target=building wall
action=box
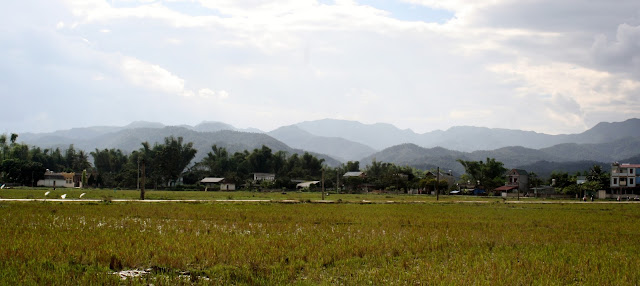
[254,173,275,181]
[507,170,529,192]
[611,165,639,188]
[37,179,71,188]
[220,183,236,191]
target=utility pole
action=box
[322,169,325,200]
[436,167,440,201]
[336,171,340,194]
[137,158,140,191]
[140,159,146,200]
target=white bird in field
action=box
[79,193,86,198]
[61,194,67,199]
[45,191,50,196]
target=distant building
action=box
[507,169,529,193]
[296,181,320,189]
[496,169,529,196]
[610,163,639,196]
[200,177,236,191]
[253,173,275,182]
[343,171,365,178]
[37,170,81,188]
[424,170,455,187]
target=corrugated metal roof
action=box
[619,164,640,168]
[296,181,320,188]
[343,171,364,177]
[200,177,224,183]
[495,185,519,191]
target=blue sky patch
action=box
[358,0,454,23]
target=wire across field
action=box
[0,196,639,285]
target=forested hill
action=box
[20,126,341,167]
[294,118,640,151]
[360,139,640,178]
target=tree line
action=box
[1,132,611,194]
[0,133,452,192]
[456,157,610,195]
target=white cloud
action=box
[120,56,186,95]
[218,90,229,99]
[591,23,640,75]
[488,59,638,109]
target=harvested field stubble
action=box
[0,202,639,285]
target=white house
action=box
[37,171,77,188]
[253,173,275,181]
[200,177,236,191]
[611,163,639,196]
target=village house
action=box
[253,173,275,182]
[496,169,529,197]
[200,177,236,191]
[37,170,82,188]
[610,163,640,198]
[424,170,455,187]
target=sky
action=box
[1,0,639,135]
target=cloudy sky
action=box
[2,0,639,135]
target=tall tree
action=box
[345,161,360,172]
[457,158,507,191]
[0,134,7,161]
[9,133,18,145]
[150,136,197,186]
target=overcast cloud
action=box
[1,0,639,134]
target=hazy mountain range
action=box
[16,118,640,177]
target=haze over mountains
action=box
[17,118,640,177]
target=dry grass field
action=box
[1,189,639,285]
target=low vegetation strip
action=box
[0,201,638,284]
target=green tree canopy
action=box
[457,157,507,191]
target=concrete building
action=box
[496,169,529,197]
[37,170,80,188]
[200,177,236,191]
[507,169,529,193]
[253,173,275,182]
[610,163,640,196]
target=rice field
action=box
[0,188,504,202]
[0,195,639,285]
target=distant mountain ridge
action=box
[20,126,340,167]
[15,118,640,176]
[20,120,263,143]
[267,125,376,162]
[361,137,640,178]
[294,118,640,152]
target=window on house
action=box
[631,178,635,185]
[613,178,618,185]
[631,169,635,175]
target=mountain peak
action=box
[125,121,165,129]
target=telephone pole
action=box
[322,169,325,200]
[436,167,440,201]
